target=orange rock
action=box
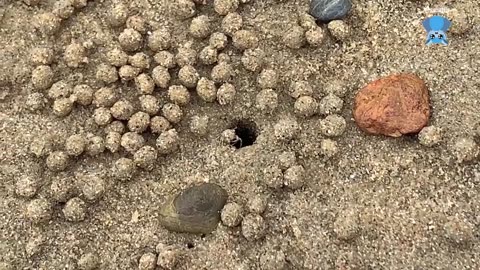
[353,73,430,137]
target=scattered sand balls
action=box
[30,137,53,158]
[198,46,218,65]
[241,214,266,241]
[148,28,171,52]
[128,112,150,133]
[15,176,39,198]
[81,175,105,201]
[93,107,112,126]
[214,0,239,15]
[64,42,87,68]
[328,20,349,41]
[108,3,128,27]
[211,62,234,83]
[444,216,475,245]
[294,96,318,117]
[85,135,105,156]
[151,66,171,88]
[168,85,191,106]
[139,95,160,115]
[32,65,54,91]
[173,0,196,19]
[299,13,317,30]
[257,69,278,89]
[283,165,305,190]
[318,94,344,115]
[256,89,278,113]
[321,138,338,158]
[162,103,183,124]
[63,197,87,222]
[30,47,54,66]
[196,77,217,102]
[139,253,157,270]
[96,64,118,84]
[154,51,176,69]
[288,81,313,99]
[217,83,236,105]
[106,48,129,67]
[247,195,267,214]
[49,176,74,203]
[65,134,87,156]
[156,129,180,154]
[121,132,145,153]
[113,157,136,181]
[209,32,228,50]
[46,151,69,171]
[190,115,209,136]
[278,151,296,170]
[319,114,346,137]
[135,73,155,94]
[232,30,259,50]
[26,198,52,223]
[190,15,211,39]
[150,116,171,134]
[34,13,62,35]
[134,146,158,170]
[119,28,143,52]
[94,87,118,107]
[129,52,151,70]
[221,12,243,36]
[283,25,306,49]
[324,79,347,98]
[452,137,478,163]
[221,202,243,227]
[72,84,94,106]
[274,118,300,141]
[156,244,179,269]
[263,166,283,189]
[118,65,140,81]
[178,65,199,88]
[105,121,126,134]
[175,45,197,67]
[259,249,287,270]
[418,126,442,147]
[306,27,325,47]
[26,93,47,111]
[241,48,265,72]
[78,253,100,270]
[48,80,72,99]
[105,131,121,153]
[110,100,134,120]
[126,15,147,34]
[333,208,360,241]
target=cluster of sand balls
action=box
[138,243,179,270]
[260,151,307,190]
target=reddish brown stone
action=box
[353,73,430,137]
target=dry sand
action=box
[0,0,479,269]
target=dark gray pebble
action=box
[310,0,352,22]
[159,183,228,234]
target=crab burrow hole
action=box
[230,119,258,149]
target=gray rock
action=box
[310,0,352,22]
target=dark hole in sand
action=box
[230,119,258,149]
[187,242,195,249]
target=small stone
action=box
[162,103,183,124]
[306,27,325,46]
[26,198,52,223]
[309,0,352,23]
[46,151,69,171]
[452,137,478,163]
[65,134,87,156]
[175,45,197,67]
[353,73,430,137]
[327,20,349,41]
[319,93,343,115]
[64,42,87,68]
[257,69,278,89]
[319,114,346,137]
[278,151,296,170]
[444,216,475,245]
[139,95,160,115]
[105,131,121,153]
[283,165,305,190]
[178,65,199,88]
[209,32,228,50]
[274,118,300,141]
[217,83,236,105]
[16,176,39,198]
[106,48,129,67]
[78,253,100,270]
[108,3,128,27]
[198,46,218,65]
[196,77,217,102]
[139,253,157,270]
[80,175,105,202]
[214,0,239,15]
[211,62,234,83]
[190,15,211,39]
[32,65,54,91]
[110,100,134,120]
[156,129,179,154]
[288,81,313,99]
[121,132,145,153]
[118,65,141,81]
[418,126,442,147]
[334,208,360,240]
[119,28,143,52]
[72,84,94,106]
[63,197,86,222]
[85,135,105,156]
[159,183,228,234]
[294,96,317,117]
[320,138,338,158]
[221,12,243,36]
[135,73,155,95]
[283,26,306,49]
[134,146,158,171]
[128,112,150,133]
[96,64,118,84]
[93,107,112,126]
[190,115,209,136]
[154,51,176,69]
[241,214,266,241]
[173,0,196,19]
[156,244,178,269]
[113,158,136,181]
[150,116,171,134]
[256,89,278,113]
[129,52,151,70]
[247,195,267,214]
[241,48,265,72]
[232,30,259,50]
[151,66,171,88]
[221,202,243,227]
[148,28,171,51]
